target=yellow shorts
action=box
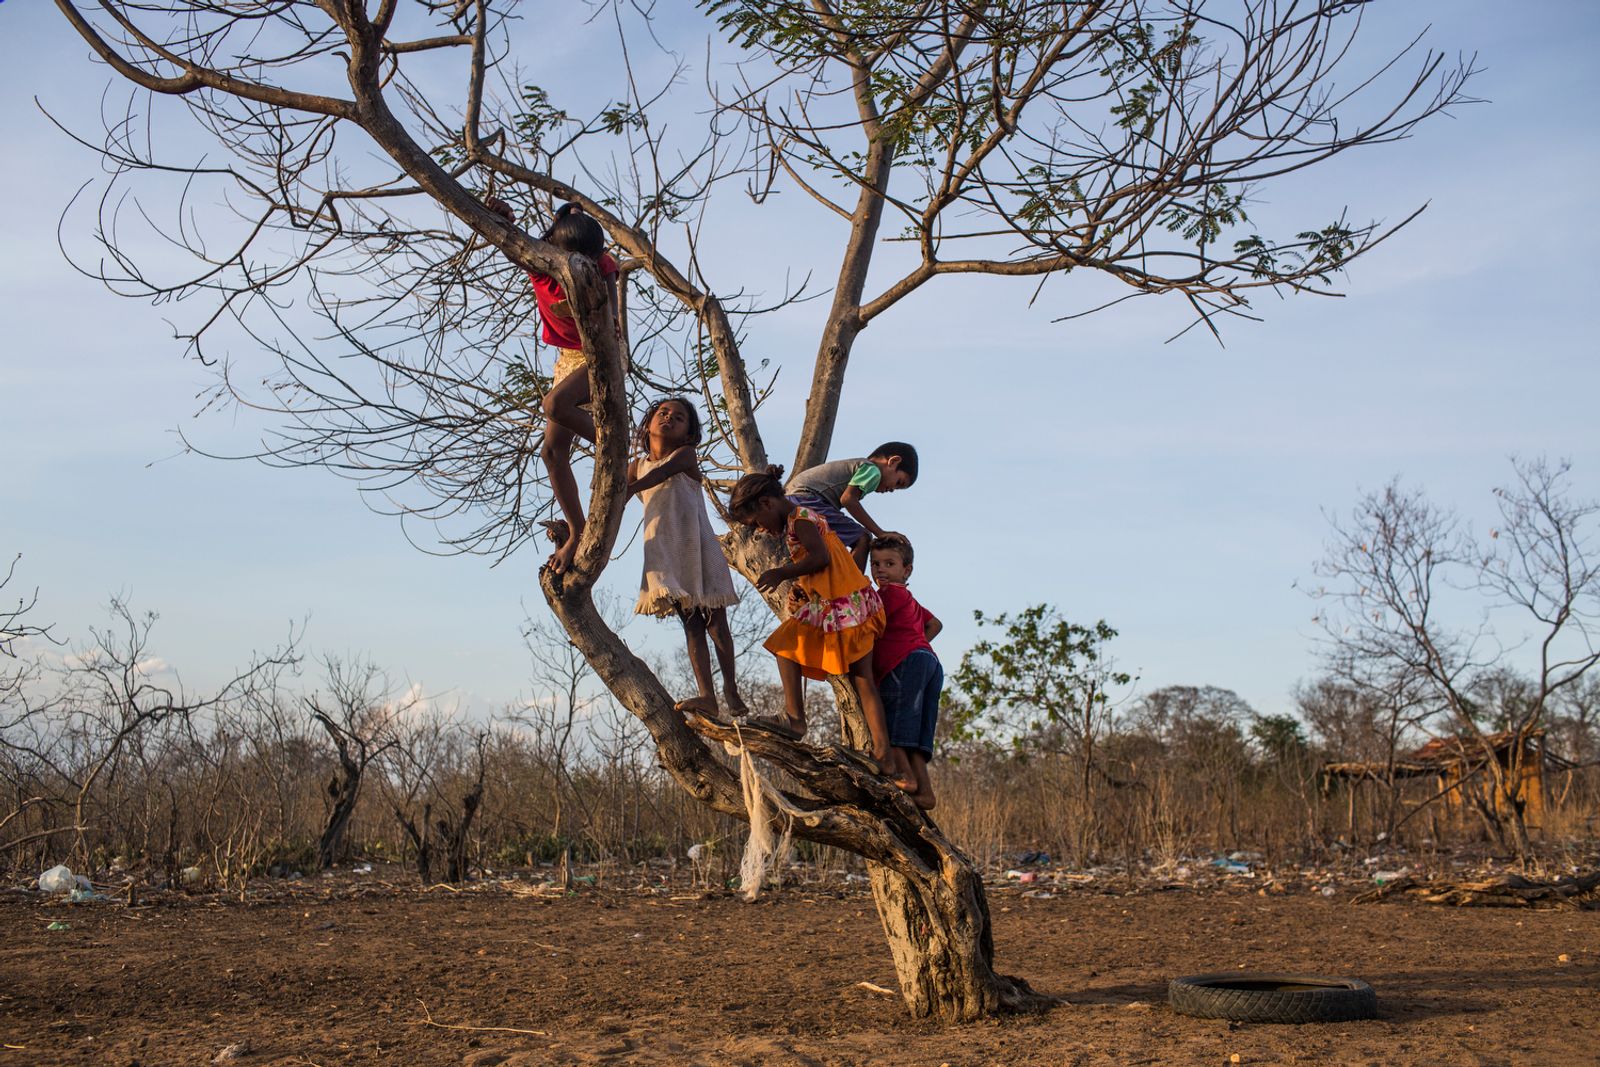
[552,346,630,385]
[553,347,585,385]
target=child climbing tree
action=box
[48,0,1474,1022]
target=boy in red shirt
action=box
[868,535,943,809]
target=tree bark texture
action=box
[318,765,360,871]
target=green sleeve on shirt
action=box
[847,462,882,495]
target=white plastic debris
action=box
[687,843,707,862]
[39,865,74,894]
[180,866,204,887]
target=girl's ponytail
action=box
[729,465,786,515]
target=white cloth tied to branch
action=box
[728,726,798,902]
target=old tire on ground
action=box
[1168,973,1377,1023]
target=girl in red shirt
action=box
[487,199,620,574]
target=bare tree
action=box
[1313,458,1600,859]
[1,596,297,871]
[382,711,486,883]
[1297,673,1430,839]
[50,0,1475,1020]
[1128,685,1255,846]
[1,556,55,701]
[509,596,633,852]
[0,556,59,853]
[307,657,406,869]
[1551,674,1600,769]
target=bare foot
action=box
[675,695,722,720]
[884,750,917,792]
[548,532,579,575]
[910,789,937,811]
[722,687,749,717]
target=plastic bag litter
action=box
[39,865,75,894]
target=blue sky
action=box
[3,2,1598,720]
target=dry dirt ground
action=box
[2,880,1596,1066]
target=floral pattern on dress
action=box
[792,586,883,634]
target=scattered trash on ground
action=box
[38,865,75,894]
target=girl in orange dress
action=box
[729,467,912,787]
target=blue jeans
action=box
[879,649,942,759]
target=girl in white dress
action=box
[628,397,747,716]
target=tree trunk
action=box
[868,849,1044,1018]
[397,803,434,884]
[441,776,484,884]
[318,765,360,870]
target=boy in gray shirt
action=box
[785,442,918,569]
